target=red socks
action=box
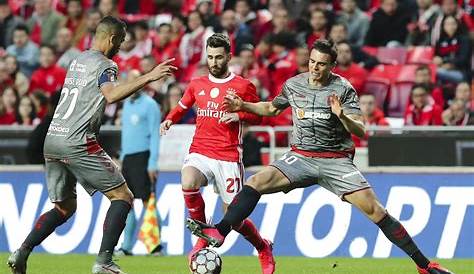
[234,218,265,251]
[182,188,206,223]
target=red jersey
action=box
[166,73,262,162]
[404,103,443,125]
[112,52,141,74]
[29,65,66,95]
[333,63,368,94]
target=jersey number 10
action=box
[53,87,80,119]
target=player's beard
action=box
[208,63,228,78]
[106,46,120,59]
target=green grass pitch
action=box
[1,253,473,274]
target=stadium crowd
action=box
[0,0,473,147]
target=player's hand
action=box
[223,93,243,112]
[160,119,173,135]
[148,170,158,184]
[328,94,343,118]
[219,113,240,124]
[148,58,177,81]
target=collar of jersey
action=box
[208,72,235,84]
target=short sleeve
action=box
[271,83,290,110]
[98,67,118,87]
[342,87,362,115]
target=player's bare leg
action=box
[181,166,209,264]
[7,198,76,274]
[345,188,454,274]
[187,166,290,248]
[92,183,133,274]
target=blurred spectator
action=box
[337,0,370,46]
[0,0,23,49]
[0,86,19,124]
[365,0,411,46]
[231,44,262,79]
[77,8,102,51]
[413,64,444,107]
[64,0,86,45]
[15,95,39,125]
[152,23,178,62]
[293,45,309,75]
[56,27,81,69]
[26,0,65,45]
[179,11,213,80]
[234,0,261,33]
[0,58,12,90]
[170,15,186,44]
[242,124,263,167]
[4,55,29,96]
[6,24,39,77]
[257,7,292,42]
[404,84,443,125]
[181,0,222,16]
[197,0,220,29]
[333,41,368,93]
[431,0,474,45]
[353,93,389,147]
[161,83,196,124]
[131,21,152,57]
[434,15,471,83]
[298,9,329,49]
[454,81,473,110]
[98,0,119,17]
[328,23,379,69]
[267,32,297,99]
[139,55,176,97]
[117,0,157,15]
[26,90,60,164]
[29,44,66,95]
[442,98,473,125]
[113,30,141,75]
[31,90,49,120]
[405,0,440,46]
[215,9,253,54]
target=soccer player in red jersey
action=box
[160,33,275,274]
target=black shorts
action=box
[122,151,152,200]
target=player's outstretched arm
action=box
[101,58,177,103]
[223,94,282,117]
[328,94,366,138]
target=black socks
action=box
[97,200,131,264]
[216,185,261,236]
[22,208,68,251]
[377,213,430,269]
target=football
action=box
[189,248,222,274]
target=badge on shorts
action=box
[296,108,305,119]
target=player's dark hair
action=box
[14,24,30,35]
[312,39,337,63]
[96,16,126,37]
[206,33,231,53]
